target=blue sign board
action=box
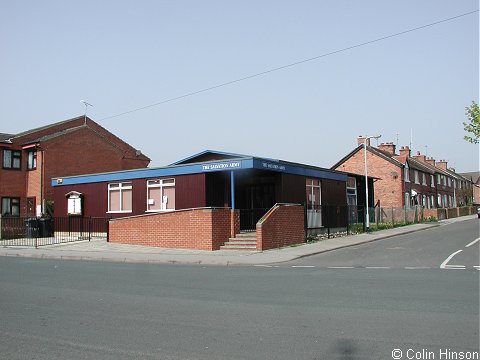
[202,161,241,171]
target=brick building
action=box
[332,136,473,209]
[51,150,371,249]
[0,116,150,217]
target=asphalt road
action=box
[284,218,480,269]
[0,220,478,360]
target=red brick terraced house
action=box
[332,136,472,209]
[0,116,150,217]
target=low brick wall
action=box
[109,207,233,250]
[256,204,305,251]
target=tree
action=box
[463,101,480,144]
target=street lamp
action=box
[364,134,381,232]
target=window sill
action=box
[107,211,132,214]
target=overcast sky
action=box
[1,1,478,172]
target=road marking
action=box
[254,265,273,267]
[442,265,466,270]
[474,266,480,270]
[440,250,463,269]
[465,238,480,248]
[365,267,391,269]
[291,265,315,268]
[404,267,431,269]
[327,266,355,269]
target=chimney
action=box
[425,157,436,167]
[378,142,396,155]
[437,159,448,170]
[357,135,370,147]
[399,146,411,157]
[412,151,426,163]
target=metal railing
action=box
[239,208,270,232]
[0,216,110,248]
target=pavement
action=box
[0,215,477,266]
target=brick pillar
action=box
[230,209,240,237]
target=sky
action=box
[1,1,478,172]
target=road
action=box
[0,219,478,360]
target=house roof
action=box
[21,125,85,145]
[170,150,253,165]
[0,133,14,143]
[331,144,404,170]
[459,171,480,184]
[11,116,85,140]
[52,150,348,187]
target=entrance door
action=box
[26,197,36,217]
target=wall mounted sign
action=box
[202,161,241,171]
[66,191,83,216]
[261,162,286,171]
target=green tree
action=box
[463,101,480,144]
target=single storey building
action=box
[52,150,372,250]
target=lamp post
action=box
[364,134,381,232]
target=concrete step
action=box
[221,232,257,250]
[220,244,257,250]
[236,232,256,238]
[227,237,256,242]
[224,240,257,246]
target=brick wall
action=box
[335,148,404,207]
[256,204,305,251]
[108,207,232,250]
[43,127,149,200]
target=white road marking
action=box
[473,266,480,270]
[465,238,480,248]
[404,267,431,269]
[365,267,391,269]
[327,266,355,269]
[442,265,466,270]
[440,250,463,269]
[254,265,272,267]
[291,265,315,268]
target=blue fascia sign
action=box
[201,161,242,171]
[261,161,286,171]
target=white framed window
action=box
[422,173,426,185]
[437,174,441,184]
[414,170,420,184]
[346,176,357,206]
[404,165,410,182]
[108,182,132,213]
[147,178,175,212]
[431,195,435,208]
[430,175,435,188]
[437,194,442,207]
[405,192,411,209]
[447,177,452,187]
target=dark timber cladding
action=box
[51,150,354,220]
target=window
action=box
[431,195,435,208]
[346,177,357,206]
[405,192,411,209]
[1,197,20,216]
[306,178,322,228]
[27,150,37,170]
[414,170,420,184]
[430,175,435,188]
[306,178,321,208]
[404,166,410,182]
[437,174,441,184]
[447,177,452,187]
[108,182,132,213]
[437,194,442,208]
[422,173,426,185]
[147,178,175,211]
[3,150,21,169]
[442,176,446,186]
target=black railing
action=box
[239,208,270,232]
[0,217,110,247]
